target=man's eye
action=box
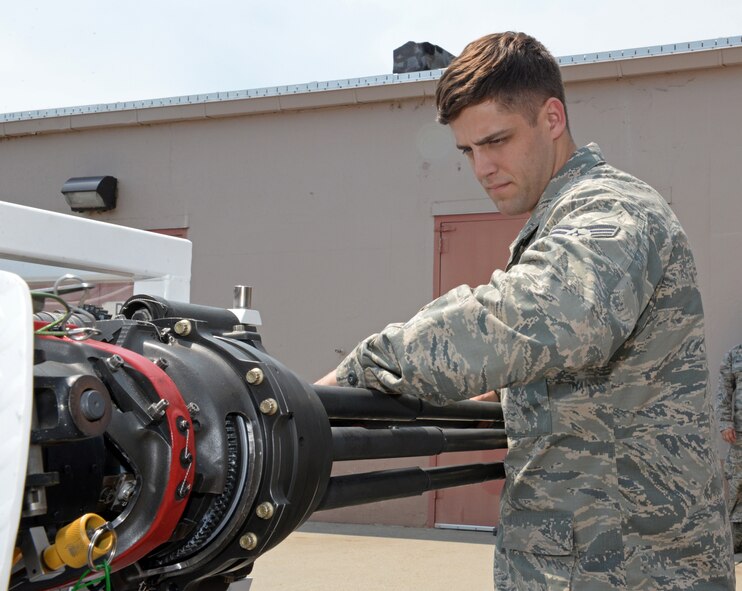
[460,147,472,156]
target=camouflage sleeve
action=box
[716,349,735,431]
[336,188,661,405]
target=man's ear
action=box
[543,97,568,139]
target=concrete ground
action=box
[241,522,494,591]
[232,522,742,590]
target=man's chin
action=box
[487,191,537,217]
[490,199,528,217]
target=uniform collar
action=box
[507,143,605,266]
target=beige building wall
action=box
[1,44,741,527]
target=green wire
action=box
[31,291,73,336]
[70,560,111,591]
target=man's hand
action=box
[470,391,499,428]
[722,428,737,444]
[315,370,339,387]
[471,390,499,402]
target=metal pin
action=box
[147,399,169,420]
[233,285,253,309]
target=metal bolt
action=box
[120,482,135,501]
[173,319,192,336]
[239,532,258,551]
[147,399,170,420]
[258,398,278,416]
[176,482,191,499]
[245,368,264,385]
[186,402,201,416]
[153,357,169,370]
[255,502,275,519]
[180,448,193,466]
[176,416,190,432]
[106,354,125,371]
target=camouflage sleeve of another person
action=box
[717,349,735,431]
[335,188,662,405]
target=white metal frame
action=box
[0,201,192,301]
[0,271,34,589]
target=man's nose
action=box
[472,150,497,181]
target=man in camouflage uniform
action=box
[717,343,742,553]
[318,32,733,589]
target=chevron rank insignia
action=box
[550,224,620,239]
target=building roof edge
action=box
[2,35,740,125]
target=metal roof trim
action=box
[2,36,741,123]
[556,35,742,64]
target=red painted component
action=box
[34,332,197,571]
[83,339,196,569]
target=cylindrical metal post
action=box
[233,285,253,309]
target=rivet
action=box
[256,502,275,519]
[173,320,192,336]
[258,398,278,415]
[239,532,258,551]
[245,368,264,385]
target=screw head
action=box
[173,319,192,336]
[153,357,169,369]
[239,532,258,551]
[106,354,125,371]
[258,398,278,415]
[256,502,275,519]
[245,368,264,385]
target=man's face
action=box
[450,99,558,216]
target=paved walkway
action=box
[235,522,742,590]
[242,522,493,591]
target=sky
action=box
[2,0,741,115]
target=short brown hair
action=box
[435,32,567,126]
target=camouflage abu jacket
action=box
[336,144,733,590]
[717,343,742,433]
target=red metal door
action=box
[430,212,527,528]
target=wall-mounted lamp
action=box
[61,176,118,212]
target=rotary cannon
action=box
[11,292,506,591]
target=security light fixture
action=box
[61,176,118,212]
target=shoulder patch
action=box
[550,224,620,239]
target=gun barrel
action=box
[316,462,507,511]
[314,385,503,423]
[331,426,507,461]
